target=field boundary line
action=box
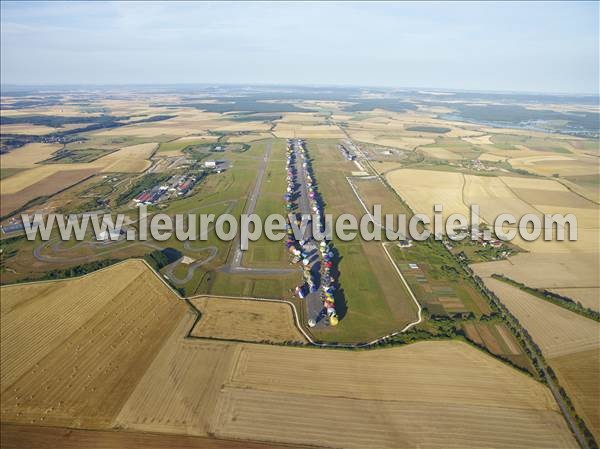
[185,293,315,345]
[5,255,423,349]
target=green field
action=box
[156,138,208,155]
[405,126,451,134]
[389,240,491,318]
[306,139,419,343]
[245,138,289,268]
[43,148,116,163]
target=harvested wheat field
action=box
[0,124,60,135]
[0,168,97,216]
[385,168,470,220]
[226,132,274,143]
[347,129,435,150]
[420,146,463,160]
[471,275,600,358]
[462,134,494,145]
[0,163,98,194]
[551,349,600,441]
[0,423,318,449]
[548,287,600,311]
[116,313,238,436]
[0,143,61,168]
[189,297,306,344]
[92,110,225,138]
[478,152,508,162]
[463,175,538,225]
[0,260,187,428]
[472,275,600,439]
[99,142,157,172]
[509,153,599,178]
[213,121,272,133]
[473,251,599,310]
[118,335,577,448]
[209,341,576,449]
[387,168,599,307]
[273,123,345,139]
[1,267,579,448]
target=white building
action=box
[204,160,217,168]
[97,229,123,241]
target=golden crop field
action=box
[509,153,599,178]
[189,297,307,344]
[1,260,577,448]
[226,132,273,143]
[551,349,600,442]
[272,122,345,139]
[210,342,576,449]
[387,168,599,308]
[420,146,463,160]
[347,129,436,150]
[471,276,600,358]
[0,260,188,428]
[0,423,314,449]
[462,134,494,145]
[463,175,538,225]
[385,168,470,220]
[156,136,217,156]
[472,276,600,439]
[0,143,62,168]
[0,163,99,194]
[115,314,238,436]
[1,168,97,216]
[213,121,272,133]
[92,110,226,138]
[99,142,158,172]
[277,112,328,123]
[0,138,160,213]
[0,124,61,135]
[548,287,600,310]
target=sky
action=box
[1,1,598,94]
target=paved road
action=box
[292,141,325,326]
[32,200,239,281]
[222,140,296,275]
[163,247,218,285]
[231,141,271,268]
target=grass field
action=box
[156,137,216,157]
[390,241,492,318]
[245,138,289,268]
[307,139,419,343]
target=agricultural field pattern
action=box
[1,84,599,449]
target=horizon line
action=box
[1,82,598,98]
